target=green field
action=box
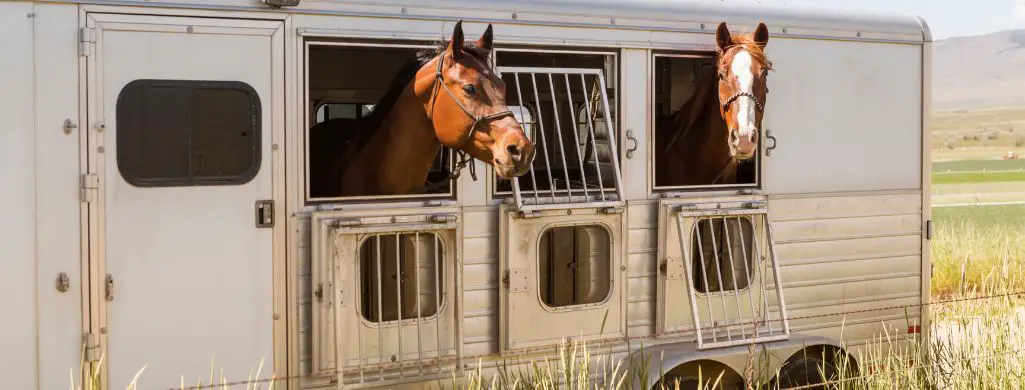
[932,158,1025,172]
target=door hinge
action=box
[517,210,543,219]
[84,332,101,362]
[79,27,95,57]
[80,173,99,203]
[255,200,274,228]
[925,220,933,240]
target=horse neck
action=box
[346,81,442,195]
[666,77,736,184]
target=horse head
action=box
[419,21,535,179]
[714,21,771,161]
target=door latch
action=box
[105,274,114,302]
[255,200,274,228]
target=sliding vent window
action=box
[115,79,261,187]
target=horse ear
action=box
[476,24,494,52]
[448,20,465,58]
[715,22,732,52]
[753,22,769,47]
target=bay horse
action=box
[309,21,535,198]
[654,22,771,187]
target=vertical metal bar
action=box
[529,73,558,201]
[562,74,590,199]
[720,216,747,339]
[765,214,791,336]
[594,70,626,202]
[414,232,424,376]
[754,218,775,336]
[434,233,442,373]
[735,216,760,337]
[704,219,732,341]
[676,213,704,347]
[577,74,606,200]
[394,234,403,378]
[546,73,574,202]
[512,73,541,205]
[356,242,365,382]
[693,220,718,342]
[375,236,384,379]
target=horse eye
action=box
[463,84,477,94]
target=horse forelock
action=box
[717,34,772,73]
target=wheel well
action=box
[653,359,745,390]
[772,344,860,388]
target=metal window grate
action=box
[498,67,624,211]
[673,207,790,350]
[344,231,454,384]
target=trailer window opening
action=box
[492,48,619,200]
[651,53,758,190]
[359,232,444,323]
[691,217,755,293]
[115,79,261,187]
[538,225,612,308]
[305,43,453,201]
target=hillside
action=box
[934,29,1025,110]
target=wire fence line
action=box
[158,290,1025,390]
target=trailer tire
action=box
[652,374,700,390]
[774,355,840,390]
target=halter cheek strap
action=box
[411,52,516,194]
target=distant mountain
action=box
[934,29,1025,110]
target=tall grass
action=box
[74,205,1025,389]
[931,205,1025,297]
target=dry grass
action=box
[71,204,1025,390]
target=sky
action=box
[744,0,1021,40]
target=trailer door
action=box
[83,13,283,388]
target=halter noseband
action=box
[720,90,765,112]
[411,50,516,194]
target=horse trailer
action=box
[0,0,932,389]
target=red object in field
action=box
[1003,151,1019,160]
[907,325,921,334]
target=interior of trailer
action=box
[652,54,758,189]
[305,44,454,200]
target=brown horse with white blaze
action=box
[655,22,771,187]
[309,21,535,197]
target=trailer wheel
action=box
[652,374,700,390]
[774,355,840,390]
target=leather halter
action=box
[410,50,516,194]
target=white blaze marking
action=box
[730,50,757,143]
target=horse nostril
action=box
[507,144,521,158]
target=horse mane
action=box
[344,39,491,151]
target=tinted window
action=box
[116,79,261,187]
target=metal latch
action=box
[429,214,457,223]
[925,220,933,240]
[56,272,70,293]
[255,200,274,228]
[105,274,114,301]
[601,206,625,215]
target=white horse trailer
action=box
[0,0,931,389]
